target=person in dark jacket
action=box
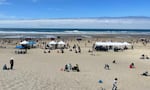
[10,58,14,70]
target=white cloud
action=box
[0,13,16,19]
[0,0,9,5]
[0,18,150,29]
[48,8,62,11]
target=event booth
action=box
[94,42,131,52]
[48,41,66,49]
[20,40,37,49]
[57,41,66,49]
[15,45,27,54]
[48,41,57,49]
[15,40,37,54]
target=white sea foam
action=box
[0,30,149,38]
[0,31,149,35]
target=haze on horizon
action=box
[0,0,150,29]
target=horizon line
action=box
[1,16,150,20]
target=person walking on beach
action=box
[10,58,14,70]
[112,78,118,90]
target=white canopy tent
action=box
[57,41,66,49]
[48,41,57,49]
[20,40,29,45]
[122,42,131,46]
[95,42,131,47]
[57,41,65,45]
[48,41,66,49]
[94,41,131,51]
[48,41,57,45]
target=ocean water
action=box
[0,28,150,38]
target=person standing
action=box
[10,58,14,70]
[112,78,118,90]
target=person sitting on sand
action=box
[65,63,73,72]
[64,64,68,72]
[69,63,72,71]
[142,54,144,57]
[76,64,80,72]
[67,64,71,72]
[129,63,135,69]
[72,64,80,72]
[3,64,8,70]
[43,50,47,53]
[140,54,145,59]
[141,71,149,76]
[112,60,116,64]
[104,64,110,70]
[75,49,78,53]
[48,50,51,53]
[145,55,149,59]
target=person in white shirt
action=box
[112,78,118,90]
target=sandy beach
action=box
[0,34,150,90]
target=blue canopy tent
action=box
[15,45,27,54]
[28,41,36,45]
[28,41,36,48]
[15,45,25,49]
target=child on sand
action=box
[129,63,135,69]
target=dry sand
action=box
[0,36,150,90]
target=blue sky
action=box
[0,0,150,29]
[0,0,150,19]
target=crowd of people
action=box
[64,63,80,72]
[1,38,150,90]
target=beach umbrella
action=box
[20,40,29,45]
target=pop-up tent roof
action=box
[16,45,25,49]
[49,41,57,45]
[95,42,131,46]
[28,41,36,45]
[57,41,65,45]
[20,40,29,45]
